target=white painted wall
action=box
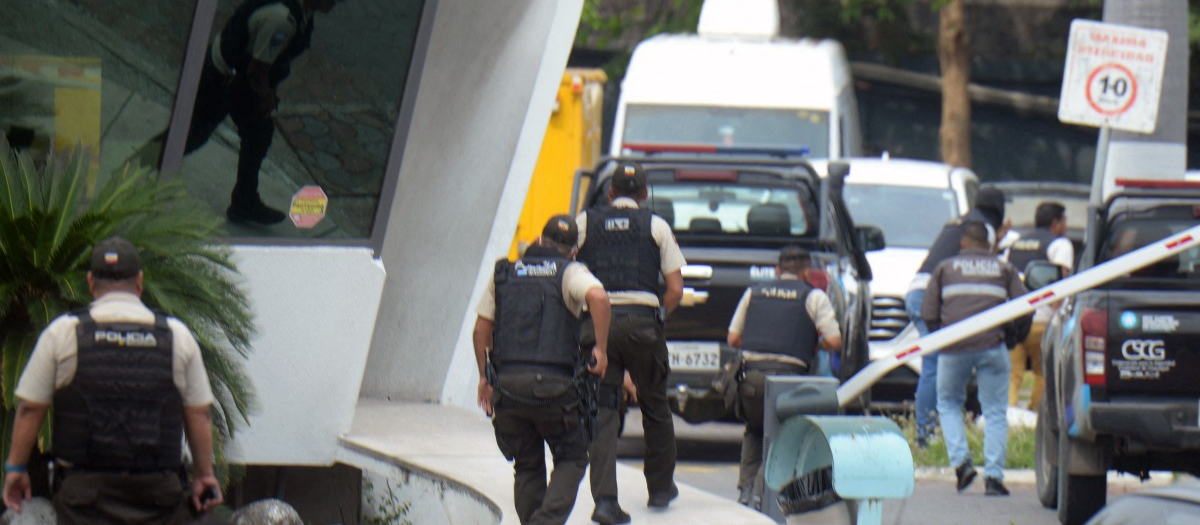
[359,0,584,408]
[225,246,386,465]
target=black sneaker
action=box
[737,486,752,506]
[227,200,286,225]
[647,483,679,508]
[955,462,977,492]
[985,477,1009,496]
[591,498,631,524]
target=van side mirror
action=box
[1023,261,1063,291]
[827,160,850,179]
[856,225,885,252]
[570,168,597,214]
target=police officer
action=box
[576,160,685,523]
[905,186,1007,447]
[1004,201,1071,411]
[922,221,1028,497]
[182,0,340,224]
[725,246,842,509]
[3,237,222,524]
[474,215,611,525]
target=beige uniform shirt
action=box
[211,1,307,76]
[477,261,603,321]
[16,292,215,407]
[575,196,687,307]
[727,274,841,340]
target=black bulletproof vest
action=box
[492,248,581,372]
[577,206,661,295]
[918,208,995,274]
[218,0,313,87]
[1007,228,1059,275]
[54,311,182,471]
[741,280,819,363]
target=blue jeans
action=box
[937,344,1010,480]
[905,288,938,440]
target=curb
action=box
[914,467,1176,487]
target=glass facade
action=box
[2,0,425,243]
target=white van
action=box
[611,0,862,159]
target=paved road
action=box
[618,409,1171,525]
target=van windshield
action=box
[622,104,829,157]
[843,184,959,248]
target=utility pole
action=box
[1096,0,1188,197]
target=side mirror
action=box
[827,160,850,179]
[570,168,597,214]
[1024,261,1063,291]
[856,225,885,252]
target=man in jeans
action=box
[922,221,1028,496]
[905,186,1007,447]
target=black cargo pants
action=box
[491,371,589,525]
[735,362,807,502]
[54,470,190,525]
[583,307,677,504]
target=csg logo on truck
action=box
[1120,339,1166,361]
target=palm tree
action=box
[0,136,257,489]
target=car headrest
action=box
[647,197,675,228]
[748,203,790,235]
[689,217,722,233]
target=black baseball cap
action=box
[610,160,646,193]
[541,214,578,247]
[779,245,810,265]
[89,236,141,280]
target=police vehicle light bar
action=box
[1114,178,1200,190]
[622,143,810,158]
[837,224,1200,407]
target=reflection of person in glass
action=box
[183,0,340,224]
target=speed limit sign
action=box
[1058,20,1168,133]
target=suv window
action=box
[1099,212,1200,280]
[645,180,816,237]
[843,185,958,248]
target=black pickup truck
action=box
[1034,184,1200,525]
[575,155,884,423]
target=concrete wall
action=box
[225,247,386,465]
[359,0,584,407]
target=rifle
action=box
[574,355,600,443]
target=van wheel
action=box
[1034,401,1058,508]
[1057,435,1106,525]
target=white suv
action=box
[813,156,978,404]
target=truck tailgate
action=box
[1106,291,1200,394]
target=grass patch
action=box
[889,411,1036,469]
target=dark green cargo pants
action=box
[492,371,589,525]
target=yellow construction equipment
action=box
[508,68,606,260]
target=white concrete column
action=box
[360,0,584,407]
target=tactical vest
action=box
[741,280,819,363]
[492,248,581,373]
[577,207,661,295]
[54,311,182,471]
[918,208,995,274]
[219,0,313,87]
[1006,228,1059,276]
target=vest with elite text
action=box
[219,0,313,87]
[492,248,581,372]
[54,311,182,471]
[577,206,661,295]
[1007,228,1059,276]
[741,280,818,363]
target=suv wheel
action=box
[1056,434,1106,525]
[1034,401,1058,508]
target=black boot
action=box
[591,498,630,524]
[985,477,1009,496]
[955,461,978,493]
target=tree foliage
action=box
[0,137,256,485]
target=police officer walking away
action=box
[474,215,611,525]
[905,186,1007,448]
[577,160,685,523]
[3,237,223,524]
[922,221,1029,497]
[725,246,842,509]
[182,0,340,224]
[1004,201,1072,411]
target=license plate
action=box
[667,341,721,372]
